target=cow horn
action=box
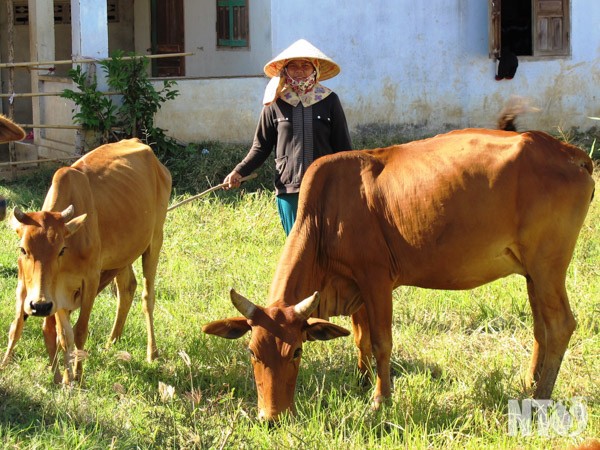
[61,205,74,221]
[293,291,321,320]
[230,289,257,320]
[13,206,27,224]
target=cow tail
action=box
[497,96,540,132]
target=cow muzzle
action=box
[257,404,296,423]
[28,301,54,317]
[258,408,285,423]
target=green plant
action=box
[101,51,180,159]
[61,51,180,157]
[60,65,118,143]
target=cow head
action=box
[11,205,87,317]
[0,115,26,221]
[202,289,350,421]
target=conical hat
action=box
[0,114,25,143]
[263,39,340,81]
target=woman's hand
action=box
[223,170,242,189]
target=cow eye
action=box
[59,247,66,257]
[293,348,302,360]
[247,348,256,360]
[18,247,26,256]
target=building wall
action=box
[134,0,271,78]
[153,76,266,144]
[0,0,135,123]
[265,0,600,136]
[3,1,600,150]
[155,0,600,143]
[184,0,271,77]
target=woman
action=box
[224,39,352,235]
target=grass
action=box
[0,135,598,449]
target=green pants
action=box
[276,193,299,236]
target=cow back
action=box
[273,128,594,308]
[43,139,172,270]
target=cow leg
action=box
[1,308,26,368]
[351,304,373,385]
[141,236,163,361]
[526,272,576,399]
[72,279,98,381]
[1,271,27,368]
[1,315,24,368]
[42,315,61,383]
[55,309,75,384]
[107,266,137,346]
[361,282,394,409]
[525,277,546,390]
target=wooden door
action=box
[152,0,185,77]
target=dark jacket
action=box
[234,93,352,195]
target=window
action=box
[489,0,570,59]
[13,1,120,25]
[217,0,249,48]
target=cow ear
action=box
[65,214,87,237]
[304,318,351,342]
[10,213,22,233]
[202,317,251,339]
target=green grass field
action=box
[0,147,597,449]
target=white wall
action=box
[183,0,271,77]
[154,76,267,143]
[269,0,600,136]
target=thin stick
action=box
[0,52,194,69]
[0,91,119,98]
[0,156,79,167]
[167,173,258,212]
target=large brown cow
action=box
[0,114,27,220]
[203,128,595,420]
[1,138,172,383]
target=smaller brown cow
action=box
[204,126,595,421]
[0,115,27,220]
[1,139,171,383]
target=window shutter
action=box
[217,0,248,48]
[535,0,570,56]
[489,0,502,59]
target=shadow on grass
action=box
[0,264,18,278]
[0,384,129,447]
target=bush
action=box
[164,141,275,196]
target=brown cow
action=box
[0,114,27,220]
[1,138,171,383]
[203,128,595,420]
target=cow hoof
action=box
[371,395,387,410]
[61,369,74,385]
[147,349,159,362]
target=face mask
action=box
[284,68,317,95]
